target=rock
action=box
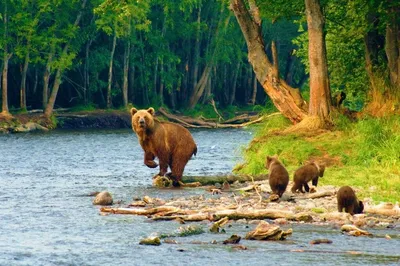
[93,191,113,205]
[245,221,292,241]
[341,224,372,236]
[223,234,241,244]
[310,239,332,245]
[13,122,49,133]
[153,175,172,188]
[139,236,161,246]
[274,218,288,225]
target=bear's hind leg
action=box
[304,183,310,193]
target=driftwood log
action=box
[181,174,268,186]
[158,107,280,128]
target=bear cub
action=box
[131,107,197,187]
[291,162,325,193]
[337,186,364,215]
[265,155,289,198]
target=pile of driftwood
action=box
[98,178,400,227]
[157,107,280,128]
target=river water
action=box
[0,129,399,266]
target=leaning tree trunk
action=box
[44,0,87,118]
[107,33,117,109]
[305,0,332,125]
[230,0,307,123]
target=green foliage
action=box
[236,116,400,203]
[70,104,97,112]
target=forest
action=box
[0,0,398,124]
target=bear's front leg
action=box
[144,151,158,168]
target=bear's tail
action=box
[193,145,197,156]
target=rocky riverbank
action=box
[0,110,131,133]
[99,179,400,232]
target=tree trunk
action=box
[33,68,38,95]
[129,52,135,103]
[192,5,202,92]
[385,14,399,88]
[284,49,296,86]
[43,44,54,110]
[188,3,228,109]
[159,58,164,105]
[1,1,11,116]
[20,49,30,110]
[44,0,87,117]
[305,0,332,123]
[230,0,307,123]
[123,39,130,107]
[107,33,117,109]
[229,61,241,105]
[249,72,257,105]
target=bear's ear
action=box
[131,108,138,116]
[147,107,155,116]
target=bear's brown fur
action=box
[131,107,197,187]
[291,162,325,193]
[265,156,289,198]
[337,186,364,215]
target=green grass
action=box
[236,114,400,203]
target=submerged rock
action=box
[310,239,333,245]
[223,234,241,244]
[93,191,113,206]
[139,236,161,246]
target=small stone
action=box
[93,191,113,206]
[139,236,161,246]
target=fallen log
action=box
[152,212,212,222]
[100,206,180,215]
[365,202,400,217]
[212,209,312,221]
[182,174,268,185]
[306,190,335,199]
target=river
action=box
[0,129,399,265]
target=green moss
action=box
[236,115,400,203]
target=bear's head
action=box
[265,155,278,169]
[355,200,364,214]
[131,107,155,133]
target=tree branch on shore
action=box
[158,107,280,128]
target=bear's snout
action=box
[139,117,146,127]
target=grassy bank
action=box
[235,113,400,203]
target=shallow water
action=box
[0,129,399,266]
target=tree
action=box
[94,0,150,109]
[230,0,307,124]
[44,0,88,118]
[305,0,332,126]
[1,0,12,116]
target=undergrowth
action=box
[235,114,400,203]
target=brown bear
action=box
[131,107,197,187]
[291,162,325,193]
[265,155,289,198]
[337,186,364,215]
